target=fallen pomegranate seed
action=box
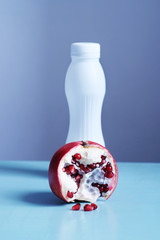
[67,191,73,198]
[84,204,94,211]
[91,203,97,210]
[72,203,81,211]
[73,153,81,160]
[106,165,112,172]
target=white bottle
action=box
[65,42,106,146]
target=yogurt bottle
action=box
[65,42,106,146]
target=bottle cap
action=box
[71,42,100,58]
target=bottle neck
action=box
[71,56,100,62]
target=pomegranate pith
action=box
[48,141,118,203]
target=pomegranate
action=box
[48,141,118,203]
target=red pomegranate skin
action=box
[48,141,118,202]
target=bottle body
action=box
[65,43,106,146]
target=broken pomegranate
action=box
[48,141,118,202]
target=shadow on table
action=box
[0,164,47,178]
[20,191,65,206]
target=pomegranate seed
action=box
[71,158,76,164]
[62,167,65,172]
[107,162,111,166]
[90,163,96,169]
[67,191,73,198]
[103,186,109,193]
[84,204,94,211]
[101,155,106,160]
[65,166,70,175]
[69,165,77,175]
[101,159,106,164]
[75,174,83,182]
[105,172,114,179]
[99,159,106,166]
[91,203,97,210]
[80,164,84,170]
[99,186,104,193]
[87,166,92,172]
[92,183,96,187]
[92,183,99,188]
[73,153,81,160]
[72,203,81,211]
[106,165,112,172]
[102,166,107,172]
[84,167,89,173]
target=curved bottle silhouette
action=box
[65,42,106,146]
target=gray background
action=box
[0,0,159,162]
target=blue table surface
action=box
[0,161,160,240]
